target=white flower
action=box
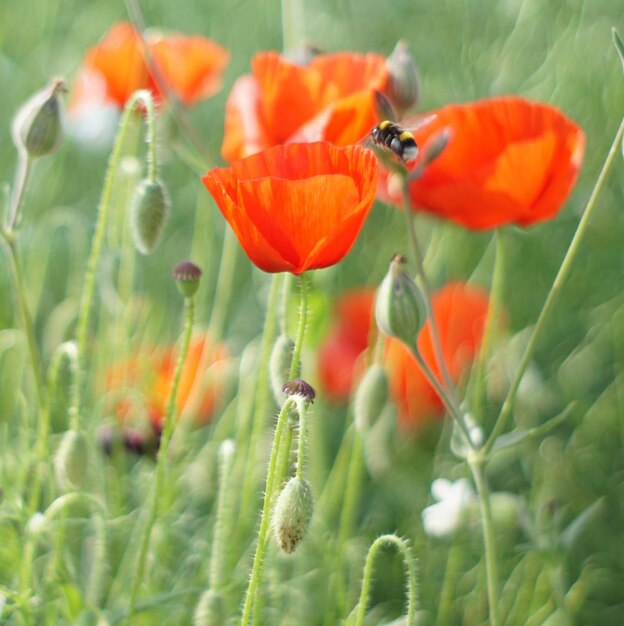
[422,478,476,538]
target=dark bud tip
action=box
[282,378,316,403]
[172,261,202,297]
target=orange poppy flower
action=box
[71,22,229,110]
[221,51,389,162]
[202,142,378,274]
[402,97,585,229]
[385,282,491,428]
[105,334,229,431]
[318,289,376,400]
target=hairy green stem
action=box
[124,295,195,625]
[74,90,157,427]
[484,117,624,455]
[351,534,418,626]
[5,152,32,233]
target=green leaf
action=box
[559,498,604,550]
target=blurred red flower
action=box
[317,283,491,428]
[385,282,491,428]
[318,289,376,400]
[71,22,229,110]
[379,97,584,229]
[221,51,389,162]
[105,334,229,431]
[202,142,378,274]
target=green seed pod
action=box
[269,334,296,404]
[193,589,225,626]
[130,178,170,255]
[12,77,66,158]
[385,40,420,116]
[375,254,426,347]
[272,477,314,554]
[354,364,388,432]
[54,429,90,491]
[172,261,202,297]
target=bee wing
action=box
[405,114,438,134]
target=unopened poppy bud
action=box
[354,364,388,432]
[193,589,225,626]
[130,178,170,254]
[375,254,426,346]
[270,334,296,404]
[272,477,314,554]
[422,129,452,167]
[282,378,316,404]
[490,492,520,531]
[12,77,66,158]
[385,41,420,115]
[172,261,202,297]
[54,429,90,491]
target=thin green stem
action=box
[238,274,283,528]
[400,178,456,395]
[352,534,418,626]
[469,457,500,626]
[74,90,157,427]
[484,116,624,455]
[209,440,235,591]
[280,0,305,53]
[408,345,474,447]
[294,400,308,480]
[124,295,195,625]
[240,397,295,626]
[5,152,32,233]
[471,230,507,420]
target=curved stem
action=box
[408,345,474,447]
[469,458,500,626]
[484,116,624,455]
[352,534,419,626]
[124,295,195,625]
[74,90,157,427]
[471,230,507,420]
[239,397,295,626]
[5,152,32,233]
[400,178,456,395]
[294,400,308,480]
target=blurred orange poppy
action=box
[105,334,229,431]
[71,22,229,110]
[385,282,491,428]
[202,142,378,274]
[400,97,585,229]
[221,51,389,162]
[317,283,491,428]
[318,289,376,400]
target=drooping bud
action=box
[130,178,170,254]
[375,254,426,347]
[385,41,420,115]
[354,364,388,432]
[172,261,202,297]
[421,128,452,167]
[282,378,316,404]
[271,477,314,554]
[54,429,90,491]
[193,589,226,626]
[270,334,296,404]
[12,77,66,158]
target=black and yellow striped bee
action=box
[369,120,420,163]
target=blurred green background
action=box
[1,0,624,624]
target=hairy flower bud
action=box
[270,334,296,404]
[385,41,420,115]
[193,589,225,626]
[272,477,314,554]
[12,77,66,158]
[354,364,388,432]
[421,129,452,167]
[172,261,202,297]
[375,254,426,346]
[130,178,170,254]
[54,429,90,491]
